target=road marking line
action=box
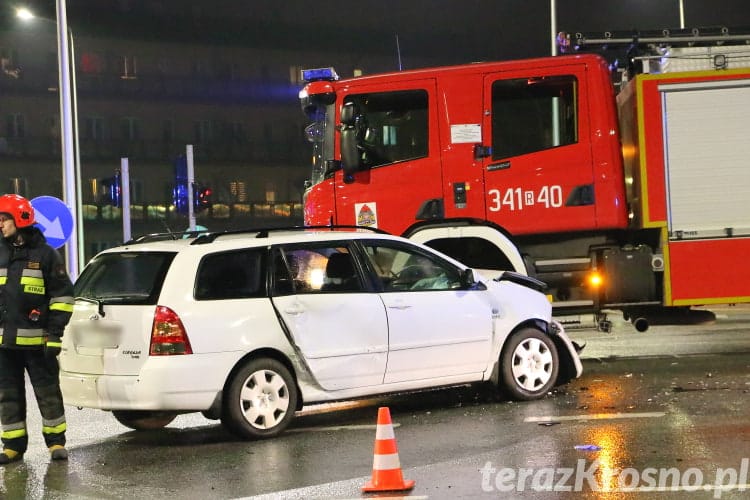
[613,484,750,494]
[288,423,401,433]
[524,411,666,423]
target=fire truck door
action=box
[333,80,441,236]
[481,66,595,235]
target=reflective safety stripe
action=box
[2,430,27,440]
[20,275,45,295]
[20,276,44,286]
[46,340,62,348]
[42,422,67,435]
[50,302,74,313]
[50,296,75,313]
[3,421,26,432]
[16,336,45,346]
[0,277,6,285]
[44,415,66,427]
[0,329,47,346]
[15,329,45,346]
[1,423,27,440]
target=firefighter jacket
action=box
[0,227,74,349]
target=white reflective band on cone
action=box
[375,424,395,440]
[372,453,401,470]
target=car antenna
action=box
[159,219,178,240]
[395,33,403,71]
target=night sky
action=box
[4,1,750,66]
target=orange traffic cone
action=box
[362,407,415,493]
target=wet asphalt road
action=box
[3,306,750,499]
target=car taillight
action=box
[150,306,193,355]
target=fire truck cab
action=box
[300,30,750,331]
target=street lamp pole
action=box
[679,0,686,29]
[54,0,80,278]
[550,0,558,56]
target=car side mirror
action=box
[341,127,360,179]
[460,268,477,289]
[340,102,362,179]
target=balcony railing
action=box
[0,67,301,104]
[0,135,309,163]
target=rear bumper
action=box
[60,354,237,411]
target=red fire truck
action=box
[299,29,750,331]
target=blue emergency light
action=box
[301,67,339,83]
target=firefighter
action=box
[0,194,74,464]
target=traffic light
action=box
[100,171,122,207]
[194,184,212,211]
[172,155,212,213]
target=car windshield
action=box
[74,252,175,305]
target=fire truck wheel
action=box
[500,328,560,401]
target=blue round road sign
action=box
[30,196,74,249]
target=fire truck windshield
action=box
[304,102,336,186]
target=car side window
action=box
[362,242,462,291]
[195,249,265,300]
[272,245,364,295]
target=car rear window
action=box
[74,252,175,305]
[195,249,266,300]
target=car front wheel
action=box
[500,328,559,400]
[222,358,298,439]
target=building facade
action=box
[0,8,417,263]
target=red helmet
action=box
[0,194,35,228]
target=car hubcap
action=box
[240,369,290,429]
[511,338,553,391]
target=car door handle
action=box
[284,306,305,315]
[387,304,412,310]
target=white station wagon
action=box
[60,228,582,439]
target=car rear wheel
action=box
[222,358,298,439]
[500,328,559,400]
[112,410,178,430]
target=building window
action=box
[121,55,137,79]
[289,65,304,85]
[80,52,105,74]
[162,120,174,142]
[230,181,247,202]
[192,60,208,77]
[6,114,25,138]
[129,178,144,204]
[8,178,29,197]
[194,120,213,144]
[229,122,245,142]
[84,117,104,140]
[1,48,20,78]
[265,182,276,203]
[121,117,141,140]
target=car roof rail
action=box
[190,224,388,245]
[125,229,208,244]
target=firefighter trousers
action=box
[0,348,66,454]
